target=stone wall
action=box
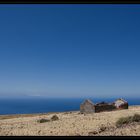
[116,103,128,109]
[95,104,116,113]
[80,103,95,113]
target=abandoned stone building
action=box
[80,98,128,114]
[80,99,95,113]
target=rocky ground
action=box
[0,106,140,136]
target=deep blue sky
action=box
[0,4,140,98]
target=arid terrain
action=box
[0,106,140,136]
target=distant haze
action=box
[0,4,140,98]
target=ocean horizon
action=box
[0,97,139,115]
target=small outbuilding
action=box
[80,99,95,113]
[114,98,128,109]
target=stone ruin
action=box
[80,98,128,114]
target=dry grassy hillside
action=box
[0,106,140,136]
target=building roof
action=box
[95,101,108,105]
[114,98,128,108]
[115,98,128,103]
[81,99,94,105]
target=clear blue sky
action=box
[0,4,140,98]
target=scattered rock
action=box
[99,125,106,132]
[88,130,98,135]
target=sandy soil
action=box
[0,106,140,136]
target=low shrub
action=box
[116,114,140,127]
[132,114,140,122]
[51,115,59,121]
[37,118,50,123]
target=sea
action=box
[0,97,139,115]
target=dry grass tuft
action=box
[37,118,50,123]
[116,114,140,127]
[51,115,59,121]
